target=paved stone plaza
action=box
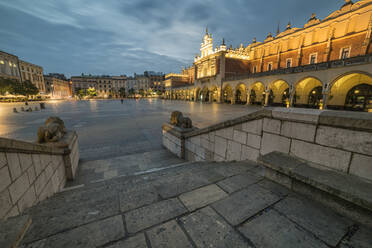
[17,160,371,248]
[0,99,259,161]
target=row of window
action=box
[254,47,351,73]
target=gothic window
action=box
[340,47,350,59]
[268,62,273,71]
[309,53,317,64]
[286,58,292,68]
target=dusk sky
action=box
[0,0,344,77]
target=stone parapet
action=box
[0,131,79,220]
[162,108,372,181]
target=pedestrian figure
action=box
[40,102,46,109]
[25,101,28,106]
[121,99,123,104]
[13,108,18,113]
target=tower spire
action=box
[276,21,280,36]
[206,26,208,35]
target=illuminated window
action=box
[309,53,317,64]
[286,58,292,68]
[267,62,273,71]
[340,47,350,59]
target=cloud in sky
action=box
[0,0,342,77]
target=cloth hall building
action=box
[164,0,372,112]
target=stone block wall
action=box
[162,108,372,181]
[0,131,79,220]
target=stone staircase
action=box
[1,158,371,248]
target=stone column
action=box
[246,89,251,105]
[322,93,328,109]
[264,91,269,106]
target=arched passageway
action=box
[222,85,233,104]
[248,82,265,105]
[194,88,201,101]
[210,86,219,102]
[200,87,209,102]
[235,84,247,104]
[268,80,289,107]
[294,77,323,109]
[328,72,372,112]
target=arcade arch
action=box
[328,72,372,111]
[294,77,323,108]
[248,82,265,105]
[268,80,289,107]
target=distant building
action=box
[44,74,72,99]
[71,74,126,98]
[19,60,45,94]
[125,71,165,95]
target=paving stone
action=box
[180,206,251,248]
[217,172,262,194]
[239,209,328,248]
[274,196,353,246]
[125,198,187,233]
[179,184,228,211]
[154,173,210,198]
[212,184,280,225]
[120,184,160,213]
[22,189,120,244]
[22,215,125,248]
[0,215,31,248]
[257,179,290,197]
[147,220,193,248]
[210,163,249,177]
[340,226,372,248]
[106,233,148,248]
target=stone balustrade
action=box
[162,108,372,181]
[0,131,79,220]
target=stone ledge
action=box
[319,110,372,132]
[0,132,78,156]
[0,139,64,155]
[259,152,372,213]
[183,109,271,138]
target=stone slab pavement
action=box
[19,160,372,248]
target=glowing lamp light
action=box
[312,90,316,94]
[354,90,360,94]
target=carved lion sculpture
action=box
[170,111,192,129]
[37,117,67,143]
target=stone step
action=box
[259,151,372,227]
[69,149,185,186]
[0,215,32,248]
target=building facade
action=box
[19,60,45,94]
[125,72,165,95]
[165,0,372,112]
[71,75,126,98]
[0,51,21,81]
[44,74,72,99]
